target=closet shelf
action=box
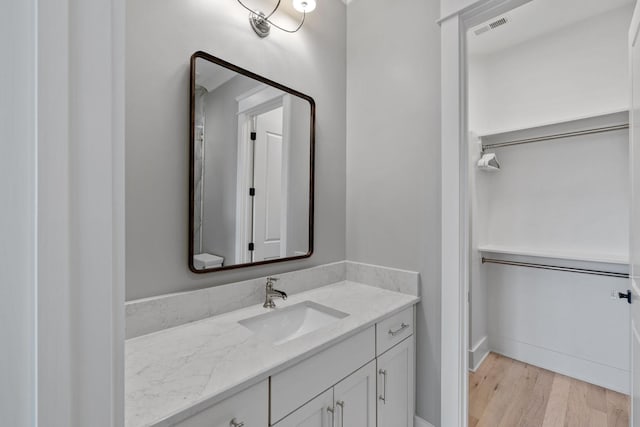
[475,109,629,139]
[477,245,628,265]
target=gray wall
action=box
[201,76,261,265]
[1,0,36,425]
[127,0,443,421]
[346,0,442,425]
[126,0,347,300]
[287,95,312,256]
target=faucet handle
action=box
[265,276,278,291]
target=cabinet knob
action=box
[229,418,245,427]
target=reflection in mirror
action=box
[190,52,314,273]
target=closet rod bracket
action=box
[619,290,632,304]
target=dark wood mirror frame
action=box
[189,51,315,273]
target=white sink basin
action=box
[239,301,349,345]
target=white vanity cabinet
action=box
[274,361,376,427]
[270,327,376,424]
[272,388,335,427]
[333,360,377,427]
[271,305,415,427]
[174,380,268,427]
[376,337,415,427]
[375,307,415,427]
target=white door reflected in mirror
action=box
[252,106,284,262]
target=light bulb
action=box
[293,0,316,13]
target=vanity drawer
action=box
[270,326,375,424]
[376,306,414,356]
[174,380,268,427]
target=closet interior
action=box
[467,0,633,425]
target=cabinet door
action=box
[377,337,415,427]
[175,380,268,427]
[273,389,334,427]
[333,360,376,427]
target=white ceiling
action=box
[195,58,237,92]
[468,0,634,56]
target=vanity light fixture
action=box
[236,0,316,38]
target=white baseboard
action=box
[414,415,436,427]
[491,336,629,394]
[468,336,489,372]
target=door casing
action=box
[439,1,534,426]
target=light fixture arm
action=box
[236,0,307,37]
[263,0,282,19]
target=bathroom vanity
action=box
[124,47,420,426]
[125,280,419,427]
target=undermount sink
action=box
[238,301,349,345]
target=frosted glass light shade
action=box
[293,0,316,13]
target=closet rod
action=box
[481,123,629,151]
[481,257,629,279]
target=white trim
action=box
[630,1,640,47]
[491,338,630,394]
[237,85,284,114]
[468,336,489,372]
[440,12,468,427]
[415,415,436,427]
[440,1,533,426]
[37,0,71,424]
[235,113,253,263]
[629,4,640,425]
[36,0,125,425]
[470,349,490,374]
[68,0,125,424]
[280,95,292,258]
[633,321,639,427]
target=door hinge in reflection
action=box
[249,187,255,196]
[250,132,257,141]
[248,242,255,251]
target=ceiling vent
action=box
[473,16,509,36]
[489,17,508,29]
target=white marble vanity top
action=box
[125,280,419,427]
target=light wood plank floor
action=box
[469,353,629,427]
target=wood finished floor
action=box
[469,353,629,427]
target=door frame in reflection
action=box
[235,87,291,264]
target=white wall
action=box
[468,135,490,365]
[469,5,632,134]
[479,118,629,255]
[126,0,346,300]
[1,1,36,425]
[468,4,632,392]
[486,256,630,393]
[346,0,442,424]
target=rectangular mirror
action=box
[189,51,315,273]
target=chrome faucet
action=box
[263,277,287,308]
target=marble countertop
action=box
[125,280,420,427]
